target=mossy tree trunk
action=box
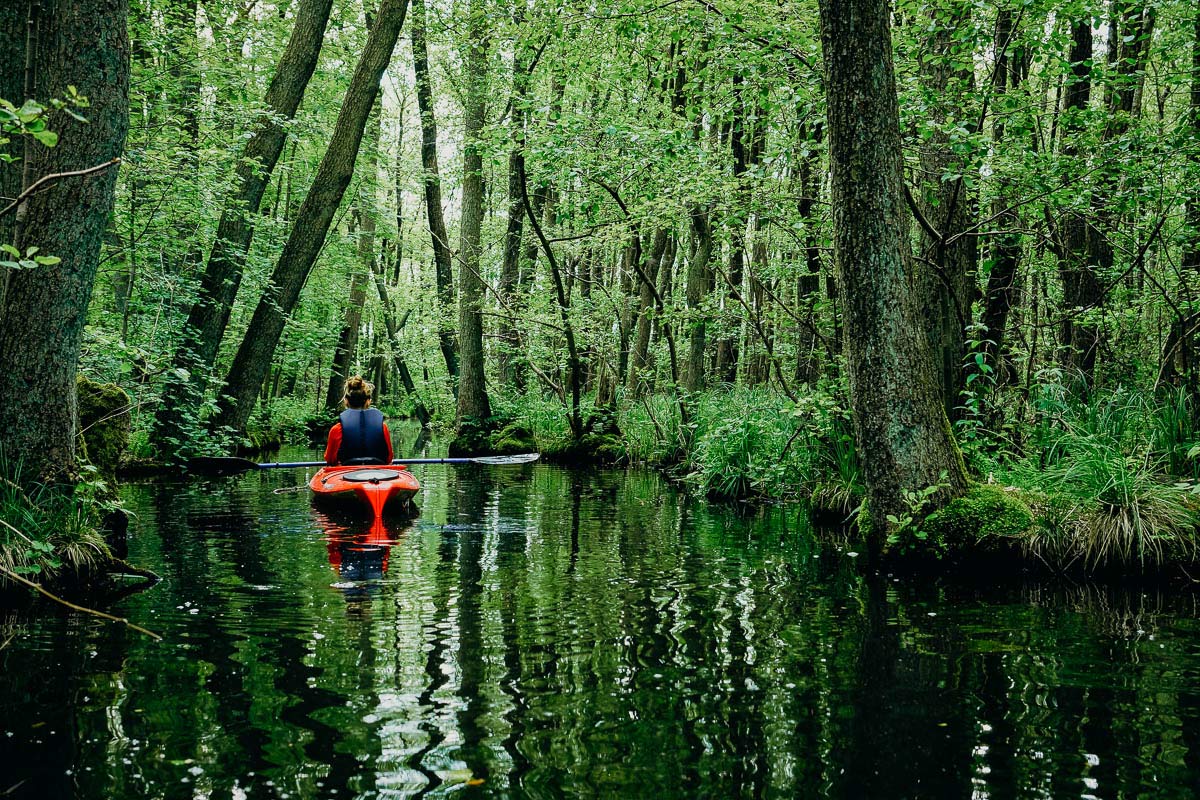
[453,0,492,437]
[0,0,130,481]
[214,0,410,434]
[817,0,968,541]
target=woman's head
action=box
[342,375,373,409]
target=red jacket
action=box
[324,421,393,465]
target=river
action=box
[3,442,1200,798]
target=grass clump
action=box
[1000,389,1200,570]
[620,385,862,506]
[0,457,114,585]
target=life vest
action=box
[337,407,388,465]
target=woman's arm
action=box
[324,423,342,465]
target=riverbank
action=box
[501,385,1200,576]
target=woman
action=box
[323,376,394,466]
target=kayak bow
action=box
[309,465,419,519]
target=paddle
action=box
[187,453,540,476]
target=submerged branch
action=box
[0,566,162,641]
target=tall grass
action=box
[0,455,113,581]
[619,386,862,505]
[1003,389,1199,569]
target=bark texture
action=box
[454,0,491,428]
[817,0,967,540]
[0,0,130,480]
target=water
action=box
[4,446,1200,798]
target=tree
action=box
[453,0,492,436]
[411,0,459,389]
[214,0,411,434]
[0,0,130,481]
[816,0,967,540]
[1054,19,1106,386]
[154,0,335,456]
[911,0,978,417]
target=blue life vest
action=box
[337,407,388,465]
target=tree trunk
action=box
[326,101,384,412]
[683,207,713,393]
[1161,12,1200,395]
[0,0,129,481]
[913,0,977,419]
[155,0,334,453]
[979,9,1024,380]
[498,41,530,392]
[0,1,28,267]
[794,121,825,386]
[715,73,748,384]
[411,0,459,389]
[324,208,373,412]
[454,0,491,429]
[627,228,670,397]
[372,268,430,425]
[817,0,968,542]
[1057,19,1106,387]
[213,0,410,434]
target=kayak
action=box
[309,465,419,519]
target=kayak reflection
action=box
[311,508,414,598]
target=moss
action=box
[488,422,537,455]
[76,375,131,481]
[449,416,498,456]
[855,502,873,538]
[924,484,1035,544]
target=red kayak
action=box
[309,465,419,519]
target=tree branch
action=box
[1,158,122,218]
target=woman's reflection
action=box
[312,509,414,599]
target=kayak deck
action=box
[310,465,419,519]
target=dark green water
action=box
[4,448,1200,798]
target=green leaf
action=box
[0,244,19,257]
[16,99,44,123]
[33,255,60,265]
[31,129,57,147]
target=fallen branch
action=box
[0,566,162,641]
